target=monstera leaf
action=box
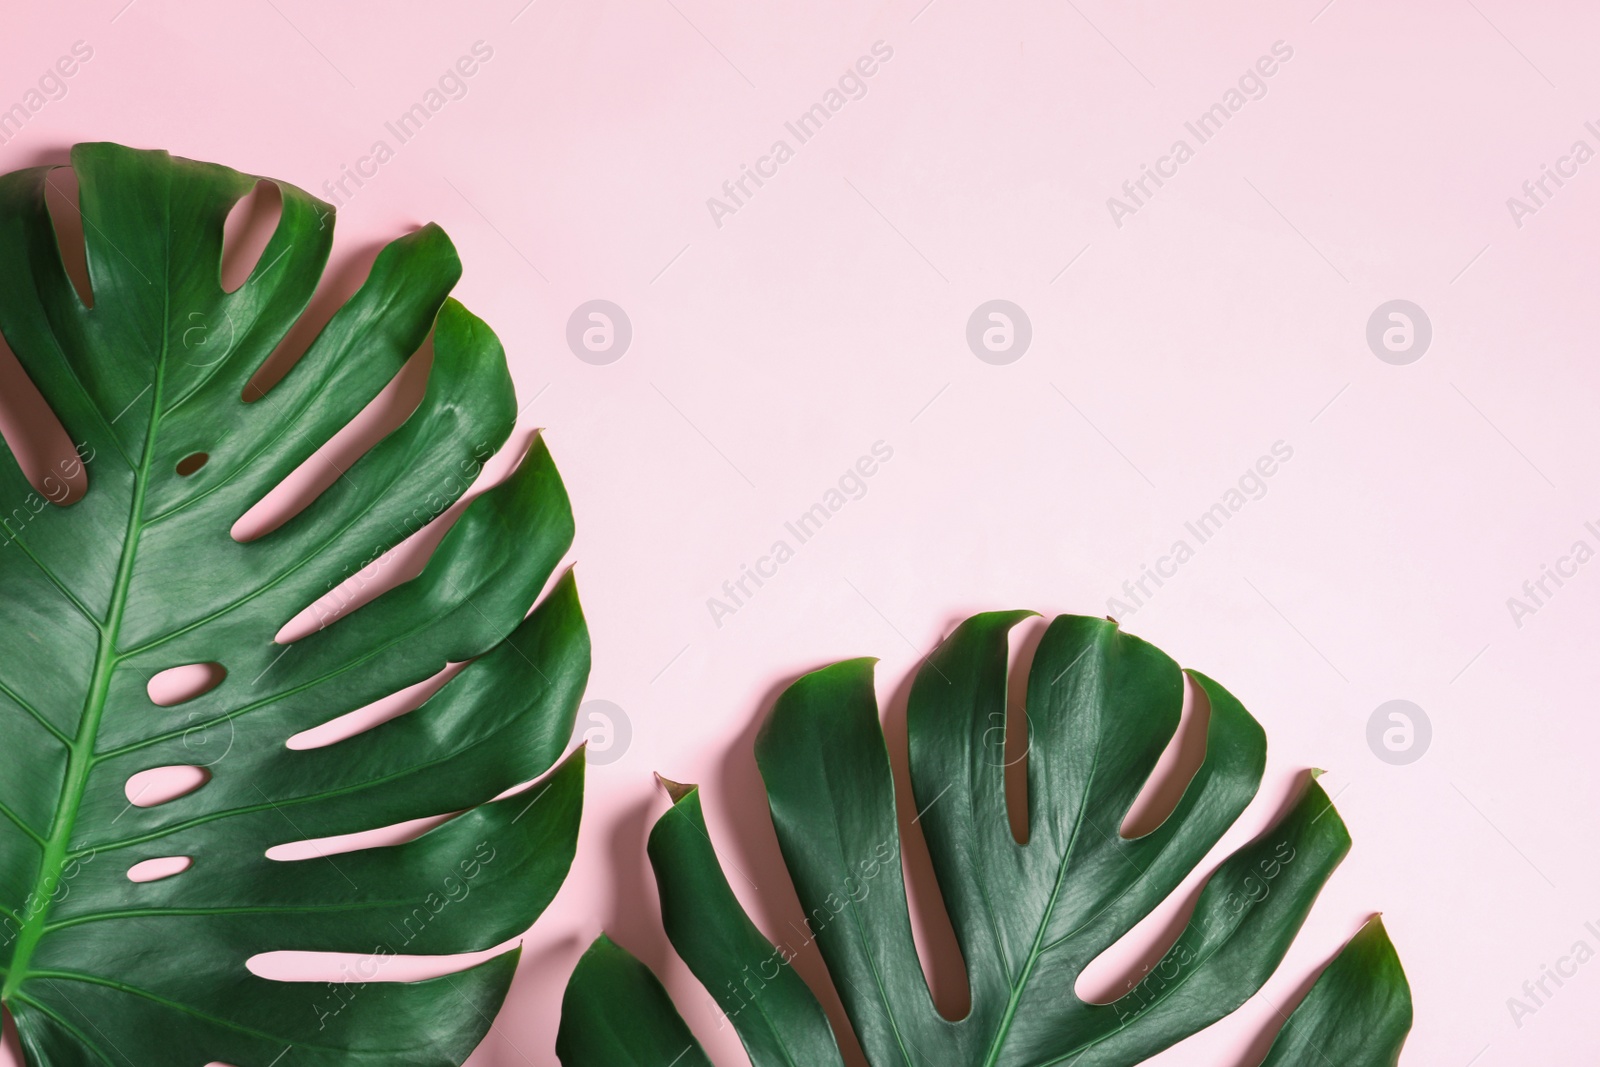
[0,144,588,1064]
[558,612,1412,1066]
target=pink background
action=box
[3,0,1600,1063]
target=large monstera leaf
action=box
[0,144,588,1064]
[558,613,1412,1066]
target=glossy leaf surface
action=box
[0,143,587,1065]
[558,613,1411,1066]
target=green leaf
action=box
[0,143,587,1065]
[1258,917,1412,1066]
[557,935,714,1067]
[557,612,1411,1066]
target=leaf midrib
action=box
[0,207,171,1005]
[974,748,1096,1067]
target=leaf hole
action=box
[232,339,433,544]
[220,179,283,293]
[125,765,211,807]
[43,165,92,308]
[147,662,226,707]
[127,856,192,883]
[885,620,1005,1025]
[286,661,466,750]
[1120,673,1211,839]
[0,331,88,507]
[1005,619,1048,846]
[246,945,504,984]
[269,432,530,645]
[1076,769,1317,1007]
[175,451,209,476]
[265,811,459,862]
[1073,874,1203,1005]
[242,239,385,403]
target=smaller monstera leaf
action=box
[0,143,588,1065]
[557,612,1412,1067]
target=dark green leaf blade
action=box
[1068,774,1351,1067]
[557,935,715,1067]
[1258,917,1412,1067]
[648,783,847,1067]
[560,612,1413,1067]
[755,657,939,1064]
[0,143,587,1065]
[13,947,523,1067]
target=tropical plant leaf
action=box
[557,612,1411,1066]
[0,143,588,1065]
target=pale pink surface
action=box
[2,1,1599,1064]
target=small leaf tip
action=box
[654,773,696,803]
